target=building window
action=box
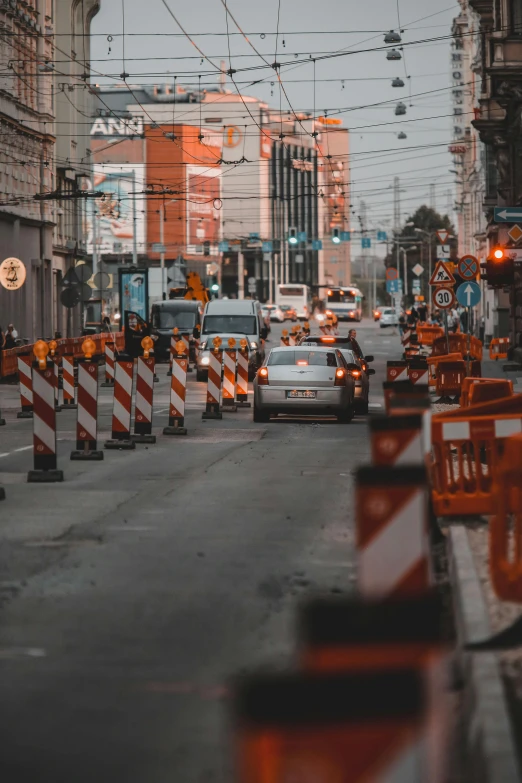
[512,0,522,34]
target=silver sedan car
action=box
[253,346,356,423]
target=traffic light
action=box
[288,228,298,245]
[332,228,341,244]
[483,247,514,288]
[210,276,219,293]
[203,240,210,257]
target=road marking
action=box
[369,403,382,408]
[14,445,32,453]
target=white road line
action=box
[14,445,32,453]
[369,403,382,408]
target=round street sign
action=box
[0,257,26,290]
[456,281,481,308]
[432,286,455,310]
[385,267,399,281]
[457,254,479,280]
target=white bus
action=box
[325,286,363,322]
[275,284,311,319]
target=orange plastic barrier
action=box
[417,325,444,347]
[427,352,462,389]
[435,359,466,401]
[431,333,483,361]
[460,377,500,408]
[489,433,522,602]
[0,332,124,379]
[468,378,513,407]
[430,398,522,517]
[489,336,510,361]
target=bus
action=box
[324,286,363,322]
[275,284,311,319]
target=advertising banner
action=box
[119,268,149,321]
[85,163,146,256]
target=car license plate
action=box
[287,390,316,399]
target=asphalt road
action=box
[0,317,402,782]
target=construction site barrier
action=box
[407,358,429,386]
[489,336,510,361]
[417,325,444,347]
[430,396,522,517]
[434,358,466,402]
[467,378,513,407]
[489,433,522,602]
[0,332,124,379]
[427,352,462,389]
[431,333,483,361]
[386,360,408,383]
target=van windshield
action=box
[152,309,196,330]
[202,315,257,335]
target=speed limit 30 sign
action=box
[432,286,455,310]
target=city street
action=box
[0,319,401,782]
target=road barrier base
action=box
[0,416,5,426]
[27,469,64,483]
[131,433,157,444]
[163,424,187,436]
[435,395,460,405]
[55,405,62,412]
[222,401,237,412]
[100,380,114,388]
[70,449,104,461]
[235,401,251,408]
[104,438,136,450]
[16,411,33,419]
[0,486,5,500]
[62,401,78,409]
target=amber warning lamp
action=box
[33,339,49,370]
[141,335,154,358]
[212,336,222,351]
[239,338,248,351]
[175,340,186,355]
[48,339,57,357]
[228,338,237,349]
[82,338,96,360]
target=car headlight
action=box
[200,356,210,366]
[250,341,258,349]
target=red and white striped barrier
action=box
[408,362,429,386]
[104,360,136,450]
[133,356,156,443]
[369,415,425,466]
[181,333,193,373]
[401,328,412,348]
[167,329,179,376]
[386,360,408,383]
[101,339,116,387]
[202,343,222,420]
[164,342,188,435]
[222,347,237,412]
[61,355,77,408]
[52,358,62,411]
[71,360,103,460]
[28,363,63,482]
[236,347,251,407]
[17,356,33,418]
[356,465,431,598]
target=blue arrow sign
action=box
[361,237,371,249]
[262,241,273,252]
[456,281,481,308]
[494,207,522,223]
[377,231,387,241]
[312,239,322,250]
[297,231,307,242]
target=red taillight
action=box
[334,368,346,386]
[350,369,362,379]
[320,336,336,342]
[258,367,269,385]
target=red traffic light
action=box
[483,247,514,288]
[493,248,505,260]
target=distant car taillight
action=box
[257,367,269,386]
[334,368,347,386]
[350,369,362,379]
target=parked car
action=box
[280,304,298,322]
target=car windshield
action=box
[268,350,339,367]
[339,349,358,365]
[280,305,293,311]
[202,315,257,335]
[152,309,196,330]
[383,309,396,315]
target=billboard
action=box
[186,166,222,251]
[119,268,149,321]
[85,164,146,256]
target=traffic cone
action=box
[71,340,104,461]
[202,337,223,420]
[164,338,188,435]
[27,341,64,483]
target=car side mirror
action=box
[367,368,376,376]
[365,355,374,363]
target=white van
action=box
[196,299,267,381]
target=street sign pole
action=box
[444,310,449,354]
[467,307,471,377]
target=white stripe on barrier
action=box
[495,418,522,437]
[135,391,152,422]
[62,358,75,399]
[395,432,423,464]
[442,421,469,441]
[359,491,426,595]
[32,373,56,453]
[78,408,97,440]
[117,368,133,397]
[113,397,131,430]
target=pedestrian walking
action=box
[398,312,406,337]
[449,307,459,333]
[407,306,418,326]
[418,304,427,323]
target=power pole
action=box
[394,176,401,279]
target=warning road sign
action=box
[429,260,456,286]
[436,229,449,244]
[457,254,479,280]
[432,286,455,310]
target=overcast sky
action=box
[91,0,459,239]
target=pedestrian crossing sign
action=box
[429,260,455,286]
